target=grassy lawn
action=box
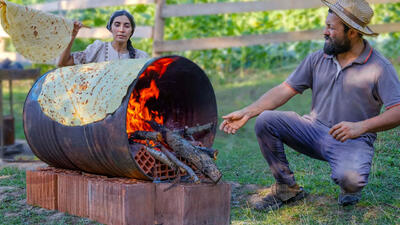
[0,167,99,224]
[0,68,399,224]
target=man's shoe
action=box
[338,191,361,206]
[253,183,307,211]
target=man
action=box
[220,0,400,210]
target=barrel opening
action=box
[126,56,217,180]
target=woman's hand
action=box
[219,110,250,134]
[58,21,82,67]
[72,21,83,39]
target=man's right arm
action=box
[219,82,298,134]
[220,51,315,134]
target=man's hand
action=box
[329,121,367,142]
[219,110,250,134]
[219,83,298,135]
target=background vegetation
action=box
[6,0,400,84]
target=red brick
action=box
[88,179,155,225]
[57,173,89,217]
[26,170,58,210]
[155,182,231,225]
[27,169,231,225]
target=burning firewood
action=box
[130,123,212,143]
[129,131,163,142]
[187,140,217,160]
[194,146,218,160]
[128,122,221,183]
[147,121,222,183]
[130,124,218,160]
[144,146,177,170]
[182,122,213,135]
[174,122,214,141]
[159,145,200,183]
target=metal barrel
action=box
[23,56,217,179]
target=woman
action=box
[58,10,149,67]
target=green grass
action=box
[0,167,25,188]
[1,68,399,224]
[0,168,100,224]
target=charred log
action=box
[129,131,163,142]
[189,141,217,160]
[174,123,214,139]
[195,146,218,160]
[160,145,200,183]
[144,146,176,170]
[148,121,222,183]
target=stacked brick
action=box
[26,168,231,225]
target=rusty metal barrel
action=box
[23,56,217,180]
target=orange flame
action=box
[126,80,163,133]
[126,57,177,144]
[139,58,176,80]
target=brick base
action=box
[88,178,155,225]
[155,183,231,225]
[26,170,58,210]
[26,169,231,225]
[58,172,89,218]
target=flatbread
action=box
[37,58,149,126]
[0,0,73,63]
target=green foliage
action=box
[10,0,49,4]
[7,1,400,83]
[64,4,154,27]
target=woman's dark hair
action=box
[107,10,136,58]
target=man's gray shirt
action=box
[285,40,400,138]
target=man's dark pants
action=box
[254,111,375,193]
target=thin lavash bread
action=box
[0,0,73,63]
[37,58,148,126]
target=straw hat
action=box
[321,0,378,36]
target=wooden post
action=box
[152,0,165,57]
[8,79,12,116]
[0,80,3,159]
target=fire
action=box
[126,57,177,143]
[126,80,163,133]
[139,57,176,80]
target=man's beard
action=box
[323,34,351,55]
